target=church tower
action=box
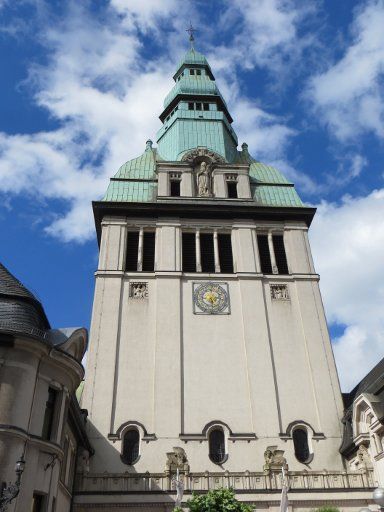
[77,46,374,510]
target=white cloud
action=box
[308,0,384,140]
[310,189,384,390]
[210,0,318,77]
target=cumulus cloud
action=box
[307,0,384,141]
[310,189,384,390]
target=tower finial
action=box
[186,22,196,50]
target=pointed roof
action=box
[0,262,50,335]
[176,48,210,71]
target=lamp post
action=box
[0,455,25,512]
[373,488,384,512]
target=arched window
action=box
[292,428,310,463]
[121,429,140,465]
[209,428,225,464]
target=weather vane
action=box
[186,22,196,49]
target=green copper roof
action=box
[164,77,222,110]
[113,144,158,180]
[176,48,209,69]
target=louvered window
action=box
[125,231,155,272]
[209,429,226,464]
[125,231,139,271]
[122,429,140,465]
[142,232,155,271]
[273,235,288,274]
[218,234,234,273]
[200,233,215,273]
[293,428,310,463]
[227,181,238,198]
[170,180,180,197]
[257,235,272,274]
[182,233,196,272]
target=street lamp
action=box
[373,488,384,512]
[0,455,25,512]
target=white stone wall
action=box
[82,216,346,475]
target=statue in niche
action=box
[196,161,212,197]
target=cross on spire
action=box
[186,22,196,49]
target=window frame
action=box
[208,426,228,465]
[121,428,141,465]
[292,425,313,464]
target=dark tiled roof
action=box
[0,262,50,336]
[340,357,384,456]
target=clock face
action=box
[193,282,229,314]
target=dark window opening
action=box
[142,232,155,272]
[273,235,289,274]
[189,69,194,75]
[125,231,139,271]
[31,494,46,512]
[257,235,272,274]
[42,387,57,440]
[182,233,196,272]
[188,102,194,110]
[209,429,226,464]
[293,428,310,463]
[203,103,210,111]
[227,181,238,198]
[200,233,215,273]
[122,429,140,465]
[170,180,181,197]
[195,102,202,111]
[196,69,201,75]
[218,234,234,273]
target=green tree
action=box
[182,488,253,512]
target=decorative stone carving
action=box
[226,174,238,182]
[356,445,373,469]
[181,147,225,164]
[193,282,230,315]
[129,282,148,299]
[270,284,289,300]
[263,446,288,473]
[76,448,90,474]
[165,447,190,474]
[197,161,212,197]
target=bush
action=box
[314,507,340,512]
[184,488,252,512]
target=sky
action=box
[0,0,383,391]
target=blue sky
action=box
[1,0,384,390]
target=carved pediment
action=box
[181,147,226,165]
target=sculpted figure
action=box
[197,161,211,197]
[165,446,190,473]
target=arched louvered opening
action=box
[293,428,310,463]
[121,429,140,465]
[209,428,226,464]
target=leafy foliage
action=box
[314,507,340,512]
[185,488,253,512]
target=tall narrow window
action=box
[196,69,201,75]
[257,235,272,274]
[182,233,197,272]
[227,181,238,199]
[203,103,210,111]
[42,387,57,440]
[209,429,226,464]
[218,234,234,273]
[195,102,202,111]
[200,233,215,273]
[125,231,139,271]
[188,102,194,110]
[142,232,155,272]
[189,69,195,75]
[293,428,310,463]
[122,429,140,465]
[273,235,288,275]
[170,180,181,197]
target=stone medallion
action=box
[193,282,230,315]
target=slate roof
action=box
[340,357,384,456]
[0,263,50,336]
